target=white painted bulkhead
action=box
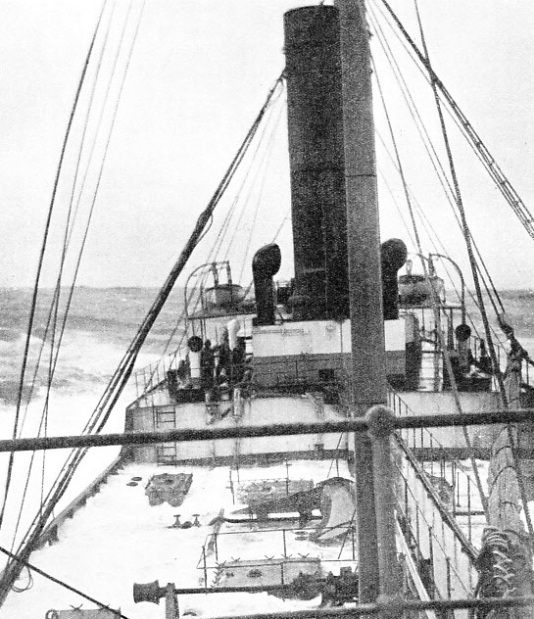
[130,395,349,463]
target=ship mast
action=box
[337,0,399,604]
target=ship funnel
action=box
[381,239,407,320]
[253,243,281,326]
[284,6,348,321]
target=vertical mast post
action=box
[336,0,398,603]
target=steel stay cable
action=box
[372,67,506,356]
[7,73,286,588]
[0,1,109,536]
[373,0,508,323]
[377,131,503,348]
[370,4,489,325]
[372,55,488,518]
[18,0,116,436]
[2,0,148,593]
[138,102,280,395]
[237,97,286,281]
[9,0,119,552]
[378,0,534,246]
[373,0,507,361]
[226,98,282,263]
[213,85,282,267]
[414,0,534,544]
[40,0,126,449]
[376,129,470,323]
[369,0,506,318]
[200,81,285,267]
[0,544,129,618]
[138,80,285,395]
[10,0,143,542]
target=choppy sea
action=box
[0,286,186,408]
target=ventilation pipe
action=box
[380,239,407,320]
[252,244,281,326]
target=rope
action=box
[14,0,147,533]
[413,0,534,546]
[369,0,506,323]
[0,1,148,600]
[372,52,489,518]
[3,72,285,604]
[0,544,129,619]
[9,0,133,556]
[0,0,109,533]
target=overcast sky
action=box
[0,0,533,290]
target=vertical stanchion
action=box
[428,526,435,599]
[366,406,401,604]
[165,583,179,619]
[337,0,385,603]
[467,475,472,544]
[202,547,208,590]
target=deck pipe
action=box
[252,243,281,326]
[284,6,349,321]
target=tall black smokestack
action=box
[284,6,348,321]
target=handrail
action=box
[394,432,477,562]
[0,409,533,453]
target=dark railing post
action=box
[366,405,401,604]
[467,475,472,544]
[165,583,180,619]
[203,547,209,590]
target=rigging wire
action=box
[40,0,129,542]
[376,131,504,349]
[413,0,534,544]
[9,0,136,555]
[2,72,286,603]
[369,0,507,321]
[0,0,109,533]
[0,0,149,601]
[211,87,283,267]
[372,55,488,518]
[237,101,286,282]
[369,3,506,348]
[12,0,147,542]
[378,0,534,247]
[0,544,130,619]
[149,94,285,367]
[375,0,510,313]
[138,94,284,392]
[143,80,287,380]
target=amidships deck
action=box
[3,460,359,619]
